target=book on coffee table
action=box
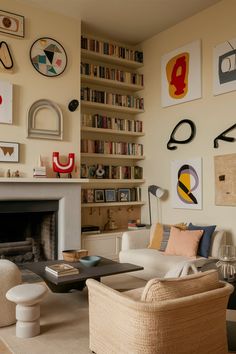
[45,263,79,277]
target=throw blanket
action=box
[164,260,199,278]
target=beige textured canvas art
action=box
[214,153,236,206]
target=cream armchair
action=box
[86,270,233,354]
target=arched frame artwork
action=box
[171,157,202,209]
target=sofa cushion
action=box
[165,227,203,257]
[188,223,216,258]
[141,269,219,302]
[123,287,144,301]
[148,223,187,251]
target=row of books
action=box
[81,139,144,156]
[81,35,143,63]
[81,87,144,110]
[81,164,143,180]
[81,113,143,133]
[45,263,79,277]
[81,187,142,203]
[81,62,144,86]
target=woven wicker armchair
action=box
[86,274,233,354]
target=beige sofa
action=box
[119,226,226,280]
[86,270,233,354]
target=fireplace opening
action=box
[0,200,58,263]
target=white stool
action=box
[6,283,48,338]
[0,260,22,327]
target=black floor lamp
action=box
[148,185,165,226]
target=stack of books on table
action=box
[128,220,147,230]
[45,263,79,277]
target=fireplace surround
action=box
[0,178,87,260]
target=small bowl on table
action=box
[79,255,101,267]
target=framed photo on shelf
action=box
[105,189,116,202]
[118,188,130,202]
[86,189,94,203]
[94,189,105,203]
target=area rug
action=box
[0,274,145,354]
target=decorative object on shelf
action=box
[94,189,105,203]
[79,255,101,267]
[214,153,236,206]
[118,188,131,202]
[52,152,75,178]
[216,245,236,282]
[33,155,46,178]
[148,185,166,226]
[0,10,24,38]
[105,189,116,202]
[161,39,201,107]
[95,164,105,178]
[167,119,196,150]
[213,38,236,95]
[0,41,13,70]
[0,141,19,162]
[104,209,118,231]
[214,123,236,148]
[62,249,88,262]
[68,99,79,112]
[0,80,12,124]
[27,99,63,140]
[30,37,67,77]
[12,170,20,177]
[171,158,202,210]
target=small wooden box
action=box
[62,249,88,262]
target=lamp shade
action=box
[148,185,165,199]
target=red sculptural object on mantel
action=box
[52,152,75,178]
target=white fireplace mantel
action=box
[0,178,88,259]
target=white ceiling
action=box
[21,0,221,44]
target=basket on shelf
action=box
[62,249,88,262]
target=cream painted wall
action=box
[141,0,236,244]
[0,0,81,177]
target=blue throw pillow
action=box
[188,223,216,258]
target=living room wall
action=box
[0,0,81,177]
[141,0,236,244]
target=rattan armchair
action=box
[86,277,233,354]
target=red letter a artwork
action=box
[166,52,189,99]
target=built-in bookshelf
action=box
[80,34,144,235]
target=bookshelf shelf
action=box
[81,49,143,69]
[84,179,145,187]
[81,201,145,208]
[81,100,144,114]
[81,153,145,160]
[81,74,144,92]
[81,126,145,137]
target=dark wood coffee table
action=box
[23,257,143,293]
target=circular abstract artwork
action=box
[30,37,67,77]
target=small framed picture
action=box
[0,142,19,162]
[118,188,130,202]
[105,189,116,202]
[0,10,25,38]
[86,189,94,203]
[94,189,105,203]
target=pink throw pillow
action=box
[165,226,203,258]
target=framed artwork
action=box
[0,142,19,162]
[0,41,14,70]
[85,189,94,203]
[161,40,201,107]
[30,37,67,77]
[0,80,12,124]
[118,188,131,202]
[214,153,236,206]
[213,38,236,95]
[94,189,105,203]
[171,157,202,209]
[0,10,24,38]
[105,189,116,202]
